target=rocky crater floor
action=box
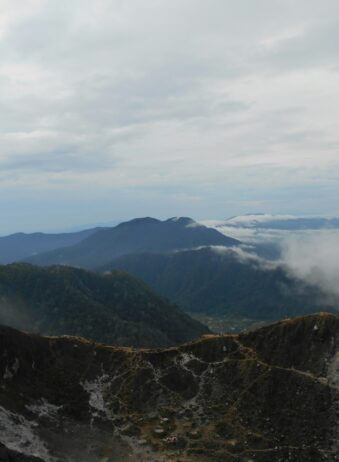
[0,313,338,461]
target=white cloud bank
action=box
[204,218,339,303]
[281,231,339,299]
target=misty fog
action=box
[281,230,339,301]
[207,220,339,308]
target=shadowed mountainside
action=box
[98,247,338,320]
[0,313,337,461]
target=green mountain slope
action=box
[99,247,338,319]
[0,263,208,347]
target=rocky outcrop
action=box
[0,313,338,461]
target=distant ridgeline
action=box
[0,263,208,348]
[0,227,105,264]
[24,217,239,268]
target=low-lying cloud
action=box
[208,244,274,268]
[281,230,339,299]
[202,222,339,306]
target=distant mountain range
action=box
[99,246,338,320]
[2,215,339,327]
[25,217,239,269]
[0,263,208,347]
[0,313,337,461]
[2,214,338,268]
[0,227,106,264]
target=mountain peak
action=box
[117,217,161,227]
[26,217,239,268]
[166,216,197,226]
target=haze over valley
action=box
[0,215,338,335]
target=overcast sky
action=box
[1,0,339,233]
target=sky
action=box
[1,0,339,233]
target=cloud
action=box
[1,1,339,231]
[201,217,339,304]
[280,230,339,299]
[208,244,270,266]
[181,244,277,272]
[222,227,339,304]
[203,220,293,244]
[224,214,297,226]
[204,215,339,247]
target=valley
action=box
[188,312,272,334]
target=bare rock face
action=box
[0,443,44,461]
[0,312,338,461]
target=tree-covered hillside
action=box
[0,263,208,347]
[99,247,338,320]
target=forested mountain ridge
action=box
[25,217,239,268]
[99,246,338,320]
[0,263,208,347]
